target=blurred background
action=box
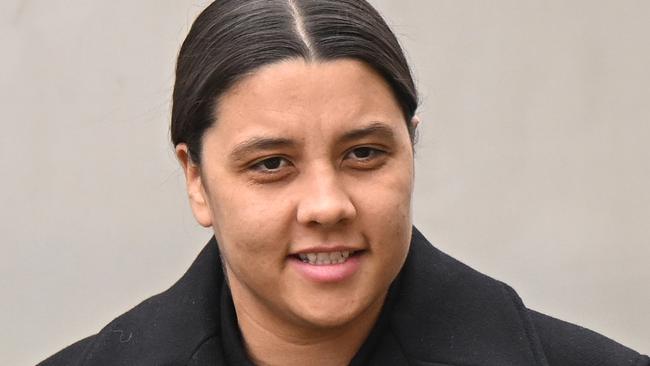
[1,1,648,364]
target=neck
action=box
[231,287,386,366]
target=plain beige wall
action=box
[1,1,648,364]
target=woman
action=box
[39,1,647,365]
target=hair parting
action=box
[171,0,418,164]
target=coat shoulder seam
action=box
[499,282,550,366]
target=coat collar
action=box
[386,227,548,365]
[82,227,548,366]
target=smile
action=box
[297,250,356,265]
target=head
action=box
[173,0,419,334]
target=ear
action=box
[410,115,421,130]
[175,144,213,228]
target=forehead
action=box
[211,58,405,140]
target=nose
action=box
[296,167,357,227]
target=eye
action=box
[250,156,290,173]
[347,146,382,160]
[343,146,388,170]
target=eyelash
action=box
[250,156,290,173]
[345,146,383,162]
[248,146,387,176]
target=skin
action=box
[177,58,417,366]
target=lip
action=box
[288,250,364,283]
[290,245,363,255]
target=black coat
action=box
[39,228,648,365]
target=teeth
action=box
[307,253,317,263]
[296,250,355,265]
[317,252,330,264]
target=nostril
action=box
[295,174,357,226]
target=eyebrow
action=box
[229,136,296,163]
[228,122,397,162]
[337,122,397,145]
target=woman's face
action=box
[179,58,415,332]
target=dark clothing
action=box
[39,228,648,366]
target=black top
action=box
[39,228,648,366]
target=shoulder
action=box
[528,309,649,366]
[37,336,95,366]
[397,228,648,366]
[37,238,224,366]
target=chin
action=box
[290,291,384,331]
[295,308,360,330]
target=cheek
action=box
[211,195,288,289]
[350,162,414,221]
[346,164,413,261]
[206,177,294,262]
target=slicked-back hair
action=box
[171,0,418,164]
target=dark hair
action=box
[171,0,418,164]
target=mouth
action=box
[288,248,365,282]
[291,250,364,265]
